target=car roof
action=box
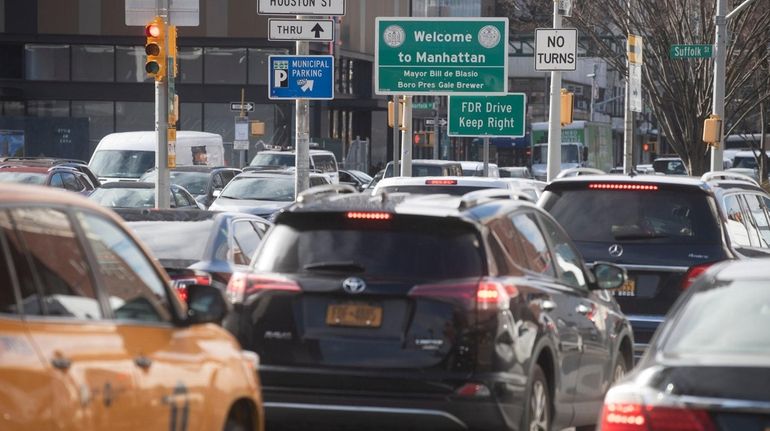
[374,176,509,188]
[145,166,238,173]
[96,131,222,151]
[546,172,765,193]
[733,150,770,157]
[236,171,325,178]
[100,181,156,189]
[713,258,770,282]
[460,161,498,168]
[0,166,49,174]
[387,159,461,166]
[256,149,334,156]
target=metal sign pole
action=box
[710,0,727,172]
[392,95,399,175]
[483,137,490,176]
[294,15,310,197]
[400,95,412,177]
[433,98,440,159]
[546,1,563,182]
[239,88,247,168]
[155,0,170,209]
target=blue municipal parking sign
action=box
[268,55,334,100]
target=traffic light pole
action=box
[392,95,399,175]
[400,96,412,177]
[546,1,563,182]
[155,0,170,209]
[294,15,310,198]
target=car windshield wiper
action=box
[303,261,366,273]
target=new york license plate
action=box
[326,303,383,328]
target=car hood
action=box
[209,198,291,215]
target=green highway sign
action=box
[448,94,527,137]
[670,44,713,59]
[413,102,436,110]
[375,17,509,95]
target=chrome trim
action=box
[665,394,770,414]
[628,315,666,323]
[264,402,467,428]
[616,264,689,272]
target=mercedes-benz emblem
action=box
[608,244,624,257]
[342,277,366,294]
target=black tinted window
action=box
[255,215,484,279]
[510,213,555,276]
[128,220,214,262]
[232,221,262,265]
[61,172,83,191]
[543,189,720,244]
[0,212,18,315]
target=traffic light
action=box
[145,16,166,80]
[168,24,178,78]
[560,89,574,126]
[643,143,650,152]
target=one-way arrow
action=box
[301,80,315,92]
[311,23,324,39]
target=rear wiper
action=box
[303,261,366,273]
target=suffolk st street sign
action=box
[375,17,509,95]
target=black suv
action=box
[225,190,633,431]
[540,171,770,360]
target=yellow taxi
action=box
[0,184,263,431]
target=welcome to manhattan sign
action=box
[375,17,509,95]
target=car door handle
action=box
[134,355,153,369]
[541,300,557,312]
[51,355,72,371]
[576,304,593,315]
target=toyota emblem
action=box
[608,244,624,257]
[342,277,366,294]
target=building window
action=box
[180,102,202,131]
[203,103,235,143]
[25,44,70,81]
[204,48,246,84]
[116,102,153,132]
[248,48,287,85]
[27,100,69,117]
[179,47,203,83]
[72,45,114,82]
[116,46,152,83]
[72,101,114,152]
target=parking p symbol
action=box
[274,69,288,88]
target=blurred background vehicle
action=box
[460,161,500,177]
[382,159,464,178]
[209,170,331,219]
[117,209,270,292]
[499,166,532,178]
[140,166,242,209]
[88,181,202,209]
[338,169,373,192]
[0,159,98,195]
[600,258,770,431]
[652,157,688,175]
[249,149,339,184]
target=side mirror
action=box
[184,284,229,324]
[212,189,222,198]
[591,262,627,290]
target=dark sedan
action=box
[117,209,270,292]
[599,258,770,431]
[140,165,241,208]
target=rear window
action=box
[128,220,214,261]
[312,155,337,173]
[250,153,295,168]
[542,188,720,244]
[255,215,485,279]
[662,281,770,356]
[378,185,496,196]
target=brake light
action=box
[176,285,188,302]
[346,211,392,220]
[425,179,457,185]
[600,403,715,431]
[226,272,300,304]
[409,279,517,311]
[589,183,659,191]
[194,272,212,286]
[681,262,714,290]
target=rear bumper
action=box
[627,314,665,362]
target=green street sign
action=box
[375,17,509,95]
[670,44,713,59]
[448,94,527,137]
[413,102,436,110]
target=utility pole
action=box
[546,0,563,182]
[400,95,412,176]
[433,97,440,159]
[710,0,726,172]
[392,95,399,175]
[155,0,170,209]
[294,14,310,197]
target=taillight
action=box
[226,272,300,304]
[346,211,392,220]
[425,179,457,185]
[589,183,659,191]
[600,402,715,431]
[176,285,188,302]
[194,272,212,286]
[680,262,714,290]
[409,278,517,311]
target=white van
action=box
[248,149,339,184]
[88,131,225,182]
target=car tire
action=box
[521,364,551,431]
[224,419,247,431]
[611,352,628,385]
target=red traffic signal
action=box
[144,16,166,80]
[643,143,650,152]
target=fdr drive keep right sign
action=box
[535,28,577,71]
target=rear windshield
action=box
[542,188,720,244]
[378,185,496,196]
[662,281,770,356]
[0,172,46,185]
[384,164,446,177]
[255,215,484,279]
[90,150,155,179]
[250,153,295,168]
[128,220,214,261]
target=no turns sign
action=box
[535,28,578,71]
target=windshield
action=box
[255,215,484,279]
[128,220,214,261]
[732,156,758,170]
[143,171,208,195]
[250,153,295,168]
[221,176,294,201]
[663,281,770,356]
[88,188,156,208]
[543,188,720,244]
[0,172,46,185]
[532,144,579,164]
[90,150,155,179]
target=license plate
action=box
[326,303,383,328]
[613,278,636,297]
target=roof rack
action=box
[555,167,606,179]
[701,171,760,186]
[296,184,358,203]
[459,188,534,209]
[0,157,88,165]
